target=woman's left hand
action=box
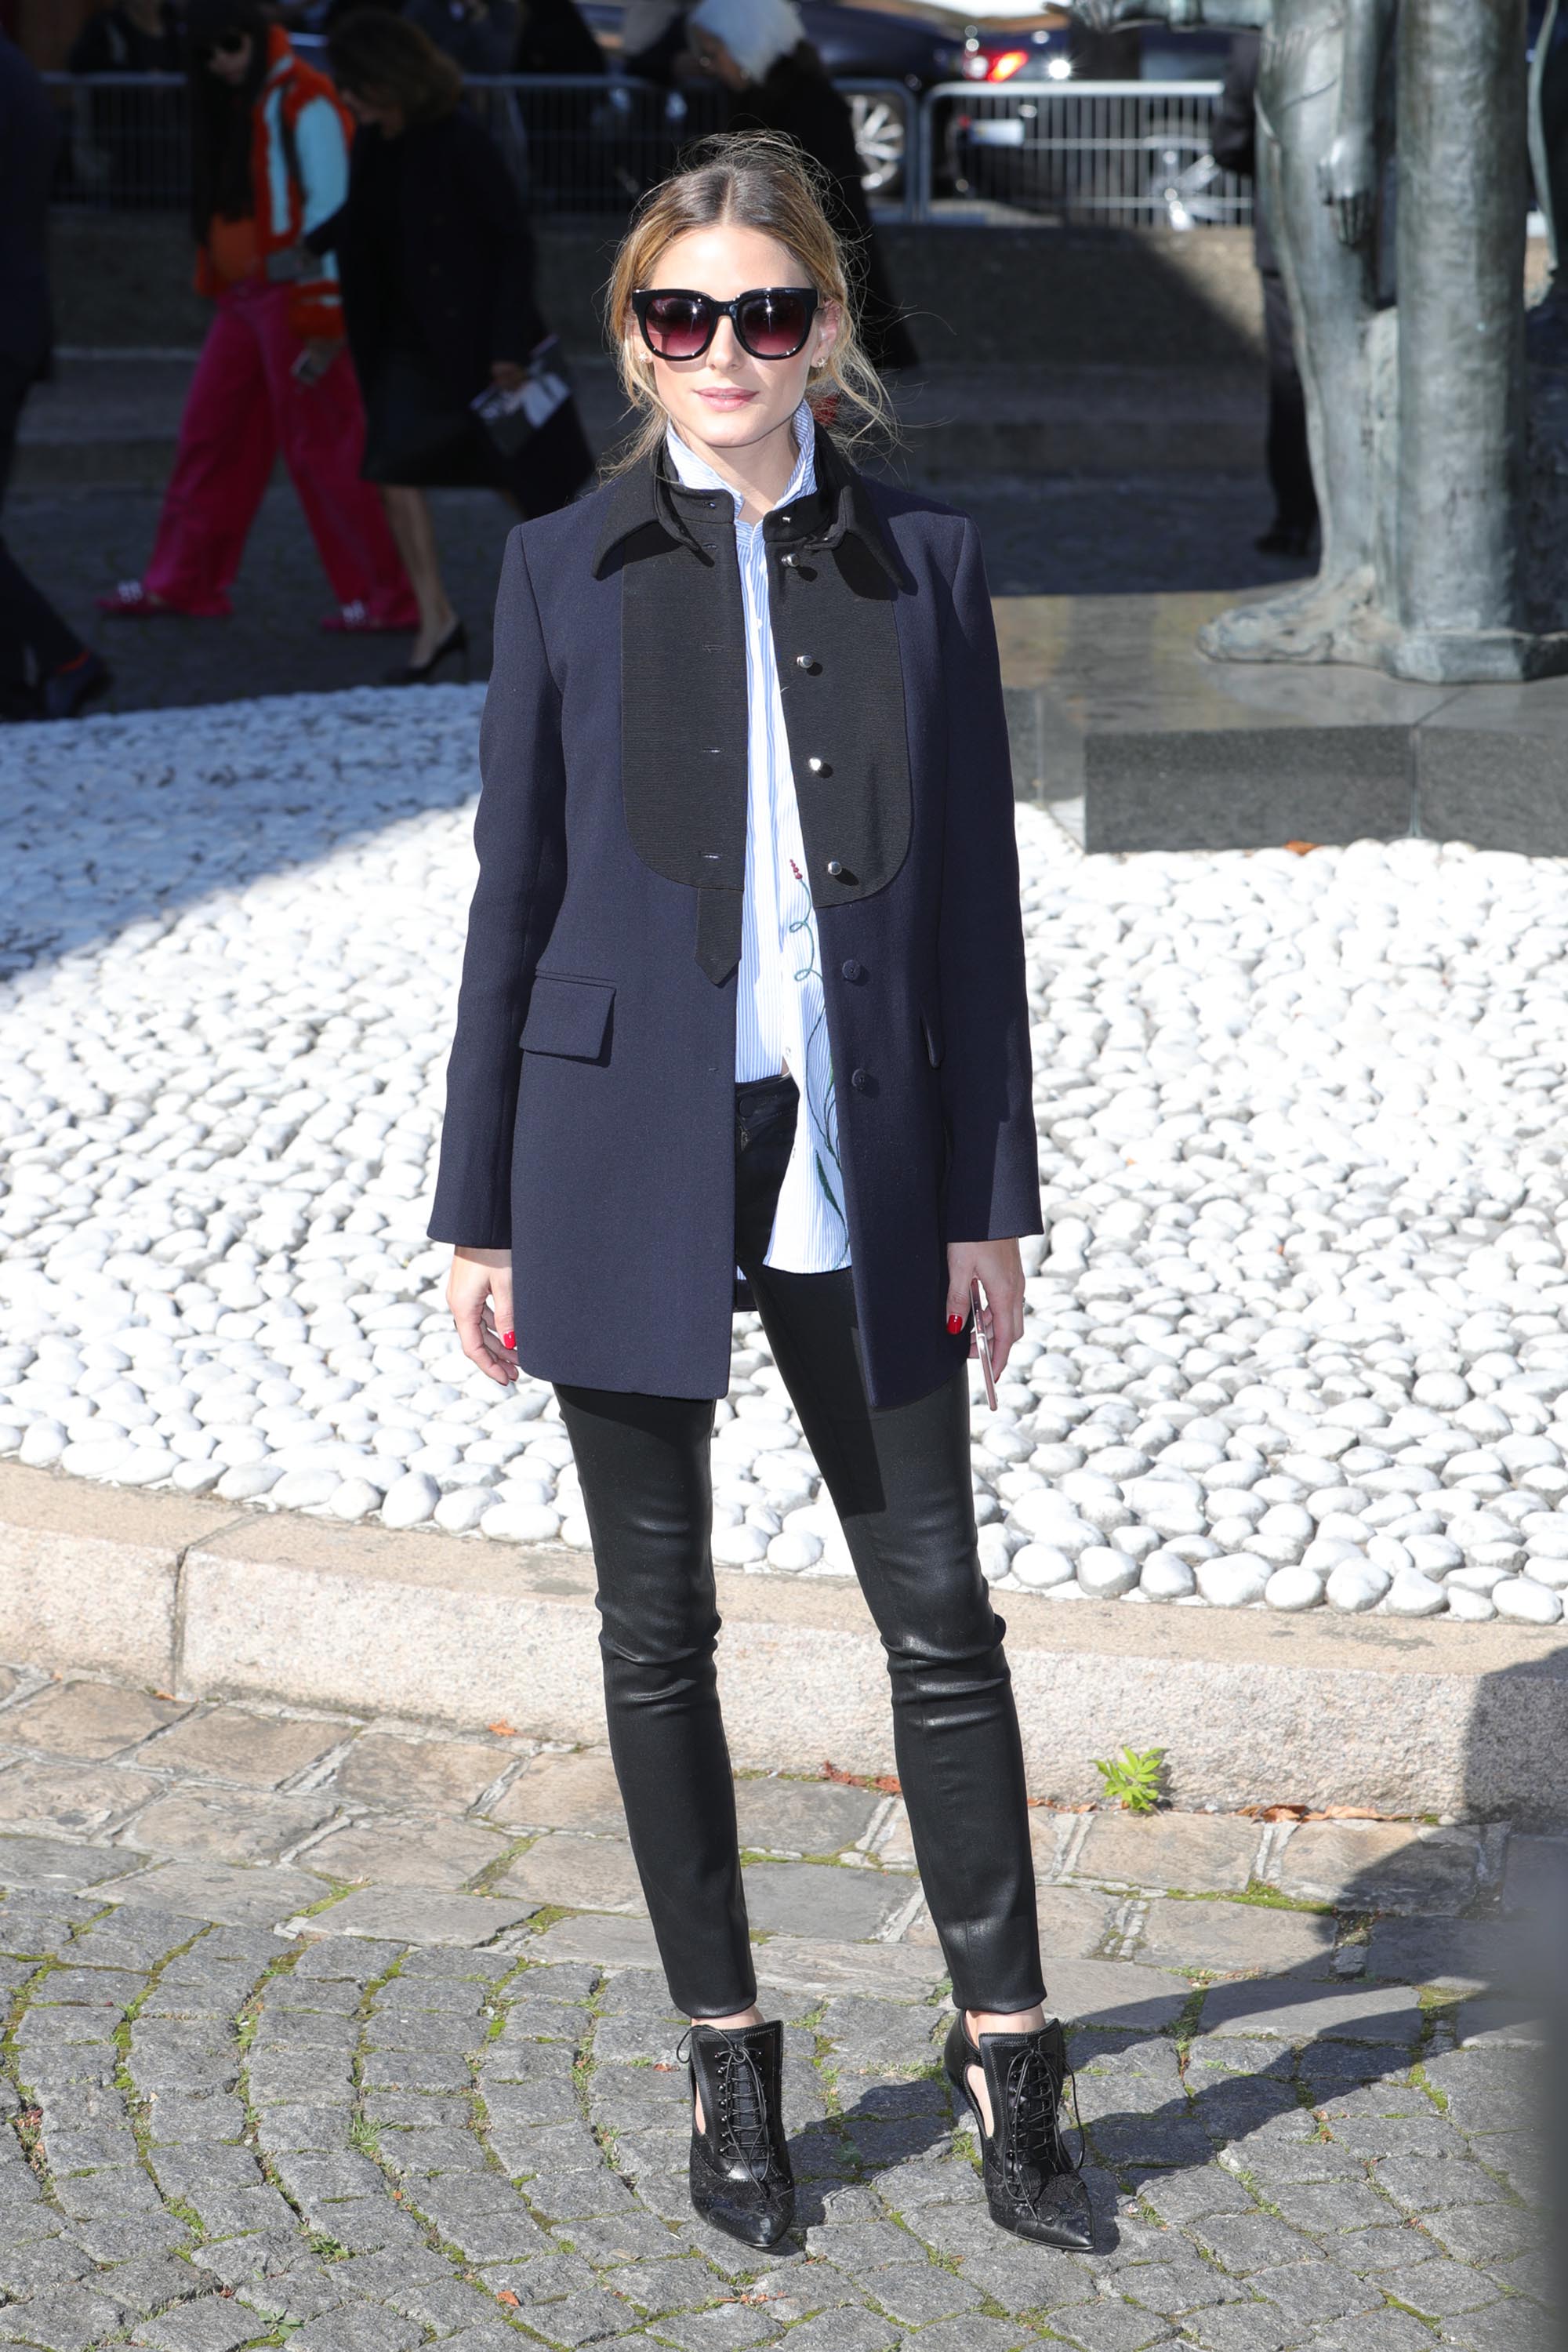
[491,360,527,392]
[946,1239,1025,1382]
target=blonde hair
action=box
[603,131,893,470]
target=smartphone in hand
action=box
[970,1277,997,1411]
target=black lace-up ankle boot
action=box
[944,2013,1094,2250]
[681,2019,795,2249]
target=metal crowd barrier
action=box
[42,71,918,220]
[917,79,1250,228]
[43,72,1242,231]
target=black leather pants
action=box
[556,1073,1044,2019]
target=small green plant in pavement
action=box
[1094,1746,1167,1814]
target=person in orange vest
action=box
[98,0,416,633]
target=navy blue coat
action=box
[427,434,1041,1410]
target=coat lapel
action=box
[594,429,911,983]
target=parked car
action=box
[943,20,1238,219]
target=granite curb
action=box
[3,1463,1566,1824]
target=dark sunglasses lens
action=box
[736,291,811,357]
[643,295,712,358]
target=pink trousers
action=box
[145,281,416,624]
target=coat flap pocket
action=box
[920,1007,945,1069]
[520,974,615,1062]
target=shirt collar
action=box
[664,401,817,518]
[590,409,904,588]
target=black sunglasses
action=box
[632,286,819,362]
[195,27,249,58]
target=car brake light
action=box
[986,49,1029,80]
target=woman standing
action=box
[429,133,1087,2256]
[321,10,594,683]
[97,0,415,633]
[686,0,917,371]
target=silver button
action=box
[808,757,826,775]
[795,654,816,670]
[780,553,799,568]
[826,859,844,877]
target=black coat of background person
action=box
[319,106,593,512]
[513,0,604,74]
[1210,31,1318,539]
[0,34,89,707]
[726,48,919,372]
[69,3,184,73]
[426,426,1041,1411]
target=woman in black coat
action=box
[686,0,917,372]
[430,134,1089,2258]
[319,10,593,681]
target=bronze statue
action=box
[1073,0,1566,683]
[1076,0,1396,662]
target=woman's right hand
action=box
[448,1247,517,1385]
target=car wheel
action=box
[849,92,905,198]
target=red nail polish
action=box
[501,1330,515,1349]
[946,1314,964,1334]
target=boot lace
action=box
[680,2030,782,2188]
[1000,2042,1084,2205]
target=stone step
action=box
[13,353,1265,488]
[4,1458,1566,1827]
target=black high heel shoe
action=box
[944,2013,1094,2251]
[385,618,469,687]
[680,2020,795,2250]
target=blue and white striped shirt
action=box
[666,403,850,1275]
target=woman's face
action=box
[205,29,254,83]
[691,31,750,89]
[631,223,839,458]
[342,84,405,135]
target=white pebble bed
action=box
[3,686,1568,1627]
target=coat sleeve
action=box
[427,529,567,1247]
[286,93,350,339]
[935,516,1043,1244]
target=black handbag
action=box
[469,336,575,459]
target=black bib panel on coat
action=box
[594,429,913,986]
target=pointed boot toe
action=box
[683,2019,796,2250]
[944,2012,1094,2252]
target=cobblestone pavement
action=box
[2,474,1305,717]
[0,1666,1557,2351]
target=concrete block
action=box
[336,1733,514,1814]
[1040,1958,1189,2033]
[307,1818,511,1893]
[1273,1822,1479,1914]
[0,1758,163,1842]
[140,1707,351,1790]
[0,1461,238,1685]
[1134,1898,1334,1976]
[122,1787,335,1867]
[1364,1918,1516,1991]
[1072,1812,1265,1894]
[741,1861,909,1942]
[2,1682,190,1760]
[1196,1976,1423,2045]
[293,1887,533,1948]
[8,1463,1568,1834]
[0,1832,154,1893]
[488,1749,626,1835]
[494,1835,645,1914]
[103,1858,328,1928]
[735,1775,883,1857]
